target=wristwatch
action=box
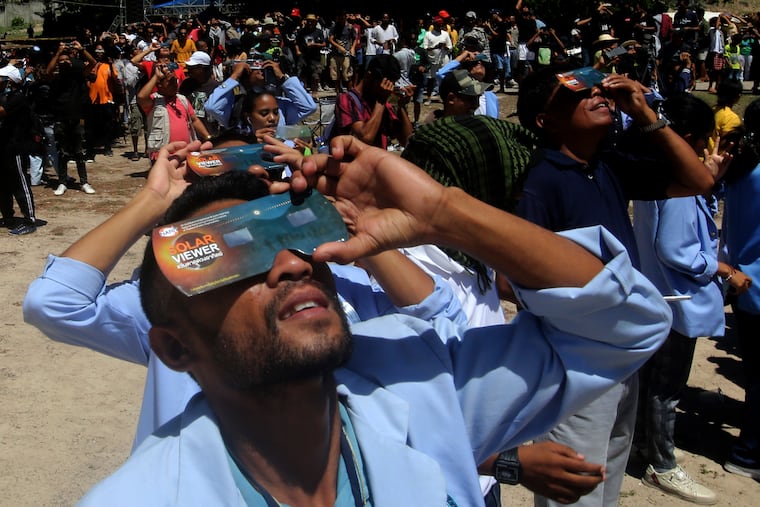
[639,117,670,134]
[493,447,521,485]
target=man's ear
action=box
[149,327,194,372]
[535,112,548,130]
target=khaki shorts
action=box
[128,103,144,136]
[329,54,353,82]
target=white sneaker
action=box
[81,183,96,194]
[643,464,717,504]
[54,184,67,196]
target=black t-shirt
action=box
[0,91,35,155]
[488,21,510,53]
[516,15,537,44]
[329,22,355,55]
[49,60,89,122]
[297,27,326,61]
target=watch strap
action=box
[639,117,669,134]
[493,447,521,485]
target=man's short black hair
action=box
[516,67,561,138]
[140,172,269,326]
[366,54,401,83]
[660,93,714,140]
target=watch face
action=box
[494,462,520,485]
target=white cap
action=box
[0,64,22,84]
[185,51,211,66]
[465,11,477,19]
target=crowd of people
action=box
[2,1,760,506]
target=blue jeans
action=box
[637,329,697,472]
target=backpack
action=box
[659,13,673,43]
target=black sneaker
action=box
[9,223,37,235]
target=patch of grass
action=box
[699,463,720,479]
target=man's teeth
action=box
[294,301,319,312]
[284,301,320,318]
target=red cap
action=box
[439,10,450,19]
[291,8,301,17]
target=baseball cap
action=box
[439,10,450,19]
[291,8,301,17]
[0,64,22,84]
[445,69,492,96]
[185,51,211,66]
[465,11,477,19]
[261,16,276,25]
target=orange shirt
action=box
[88,62,117,104]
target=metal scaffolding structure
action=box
[144,0,209,19]
[142,0,248,19]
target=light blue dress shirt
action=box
[73,226,672,506]
[633,196,725,337]
[722,163,760,314]
[23,258,464,450]
[204,75,317,128]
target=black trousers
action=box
[0,152,36,224]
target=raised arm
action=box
[284,136,603,289]
[357,250,435,307]
[601,74,715,196]
[61,141,202,273]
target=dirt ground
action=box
[1,88,759,506]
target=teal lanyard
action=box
[227,402,370,507]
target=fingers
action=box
[313,236,377,264]
[712,136,722,154]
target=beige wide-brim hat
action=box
[593,34,619,46]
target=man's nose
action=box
[266,249,314,286]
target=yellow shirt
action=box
[709,106,741,150]
[171,38,197,68]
